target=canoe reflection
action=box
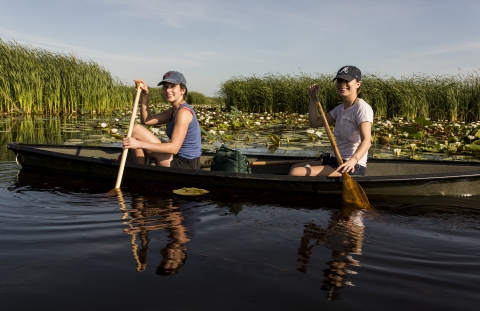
[297,204,366,300]
[117,192,199,275]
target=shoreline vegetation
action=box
[218,72,480,122]
[0,39,221,116]
[1,39,480,122]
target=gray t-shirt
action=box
[329,99,374,167]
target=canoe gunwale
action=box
[7,142,480,196]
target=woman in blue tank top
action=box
[122,71,202,169]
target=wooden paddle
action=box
[251,159,309,166]
[114,81,143,189]
[316,102,371,208]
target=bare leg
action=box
[289,160,342,177]
[130,124,173,166]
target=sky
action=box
[1,0,479,96]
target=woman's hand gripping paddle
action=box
[113,81,143,190]
[316,102,371,208]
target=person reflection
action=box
[297,204,365,300]
[122,195,197,275]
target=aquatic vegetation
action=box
[3,105,480,163]
[217,72,480,122]
[0,39,134,115]
[0,40,218,116]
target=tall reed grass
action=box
[0,39,218,115]
[0,39,134,115]
[218,72,480,121]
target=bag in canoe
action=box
[210,145,251,173]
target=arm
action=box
[337,121,372,173]
[307,84,335,127]
[135,79,173,126]
[124,108,193,155]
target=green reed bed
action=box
[218,72,480,122]
[0,39,134,115]
[0,39,220,115]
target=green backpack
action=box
[210,144,251,174]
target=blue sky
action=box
[1,0,479,96]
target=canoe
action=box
[7,142,480,196]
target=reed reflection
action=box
[297,204,366,300]
[117,191,198,275]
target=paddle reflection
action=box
[117,191,199,275]
[297,204,366,300]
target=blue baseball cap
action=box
[157,71,187,86]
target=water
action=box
[1,159,480,310]
[2,116,480,310]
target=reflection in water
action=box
[297,205,366,300]
[117,190,198,275]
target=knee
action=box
[132,124,143,133]
[289,166,304,176]
[131,124,146,138]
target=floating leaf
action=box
[398,127,419,135]
[414,117,434,126]
[268,134,281,146]
[420,147,440,153]
[286,138,302,143]
[465,143,480,151]
[111,134,124,140]
[173,187,209,196]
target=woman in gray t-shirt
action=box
[290,65,374,177]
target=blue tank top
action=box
[165,103,202,159]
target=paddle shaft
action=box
[316,102,344,165]
[115,82,143,189]
[251,159,309,166]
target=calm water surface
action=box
[1,159,480,310]
[2,117,480,310]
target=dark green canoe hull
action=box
[8,142,480,196]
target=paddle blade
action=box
[342,173,371,208]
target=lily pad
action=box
[173,187,209,196]
[420,147,440,153]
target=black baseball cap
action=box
[332,66,362,82]
[157,71,187,86]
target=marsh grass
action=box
[218,72,480,122]
[0,39,220,116]
[0,39,138,115]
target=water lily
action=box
[315,131,322,138]
[393,148,402,157]
[306,129,315,134]
[100,122,107,128]
[410,143,416,151]
[209,129,216,135]
[110,128,118,134]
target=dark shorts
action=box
[170,154,201,170]
[323,157,367,176]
